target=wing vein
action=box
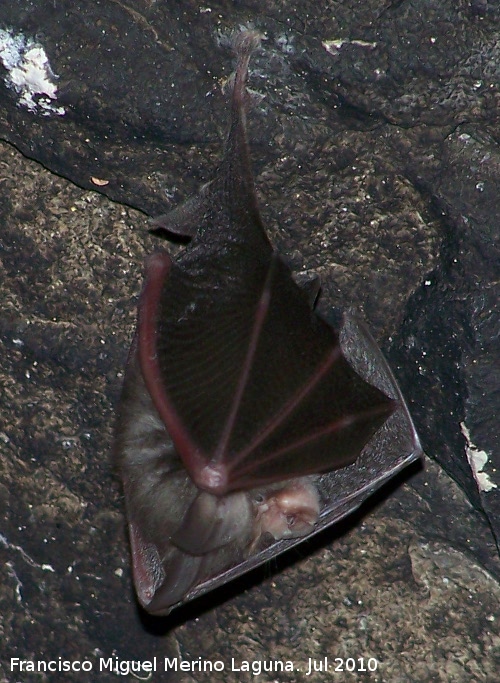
[235,402,392,480]
[213,256,276,461]
[228,345,341,470]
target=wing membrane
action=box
[139,245,395,495]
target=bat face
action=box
[114,31,422,616]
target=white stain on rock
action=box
[0,28,65,116]
[322,39,377,55]
[460,422,497,493]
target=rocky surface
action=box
[1,1,499,681]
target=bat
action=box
[114,31,422,616]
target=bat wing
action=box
[138,248,396,497]
[115,309,421,615]
[136,31,394,496]
[182,312,423,605]
[114,30,422,616]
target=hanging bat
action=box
[114,31,422,616]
